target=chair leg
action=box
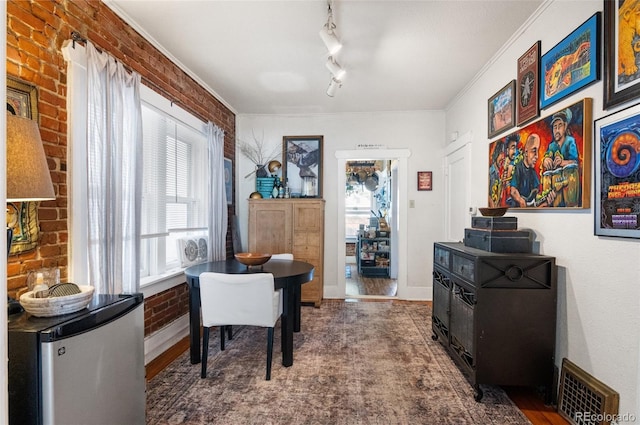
[220,326,226,351]
[201,327,210,379]
[266,327,274,381]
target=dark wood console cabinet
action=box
[432,242,557,401]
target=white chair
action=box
[270,253,294,260]
[199,272,282,380]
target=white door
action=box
[444,142,471,242]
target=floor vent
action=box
[558,358,619,425]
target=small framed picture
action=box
[488,80,516,139]
[540,12,600,109]
[282,135,323,198]
[7,75,38,119]
[224,157,232,205]
[417,171,432,191]
[517,41,541,126]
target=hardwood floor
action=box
[345,263,397,297]
[146,301,568,425]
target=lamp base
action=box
[7,226,24,315]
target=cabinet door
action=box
[248,201,292,254]
[432,268,451,341]
[292,201,324,306]
[450,282,476,371]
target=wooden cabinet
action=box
[432,242,557,402]
[249,199,324,307]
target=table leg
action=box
[188,279,201,364]
[281,285,295,367]
[293,283,301,333]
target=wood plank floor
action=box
[146,302,568,425]
[345,263,397,297]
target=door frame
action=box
[444,131,472,242]
[335,149,411,299]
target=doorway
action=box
[335,149,410,300]
[344,160,397,298]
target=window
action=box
[140,88,208,284]
[345,184,374,240]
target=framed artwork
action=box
[282,135,323,198]
[540,12,600,109]
[7,76,38,119]
[417,171,432,191]
[6,202,40,254]
[594,102,640,238]
[7,77,41,255]
[224,157,232,205]
[488,80,516,138]
[487,98,592,209]
[604,1,640,109]
[517,41,541,126]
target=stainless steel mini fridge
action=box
[8,293,145,425]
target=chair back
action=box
[199,272,281,328]
[270,253,294,260]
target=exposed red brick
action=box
[8,0,234,338]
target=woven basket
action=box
[19,285,94,317]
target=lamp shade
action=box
[6,113,55,202]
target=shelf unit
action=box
[357,235,390,277]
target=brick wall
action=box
[6,0,236,336]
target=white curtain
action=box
[86,41,142,294]
[207,122,227,261]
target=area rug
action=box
[146,301,531,424]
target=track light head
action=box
[326,56,346,80]
[327,77,342,97]
[319,25,342,55]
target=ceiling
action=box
[105,0,544,115]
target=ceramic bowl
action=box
[234,252,272,267]
[19,285,94,317]
[478,207,508,217]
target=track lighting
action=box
[327,77,341,97]
[326,57,345,80]
[319,25,342,55]
[319,1,342,55]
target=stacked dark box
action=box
[471,216,518,230]
[464,216,532,253]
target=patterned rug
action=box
[146,301,531,424]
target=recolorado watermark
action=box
[574,412,636,423]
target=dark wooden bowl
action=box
[234,252,272,267]
[478,207,508,217]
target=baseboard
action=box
[144,314,190,365]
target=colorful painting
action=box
[604,0,640,109]
[594,102,640,238]
[488,80,515,138]
[540,13,600,109]
[7,76,41,255]
[488,98,592,209]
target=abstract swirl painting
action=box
[595,103,640,238]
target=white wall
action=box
[236,111,445,299]
[446,0,640,416]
